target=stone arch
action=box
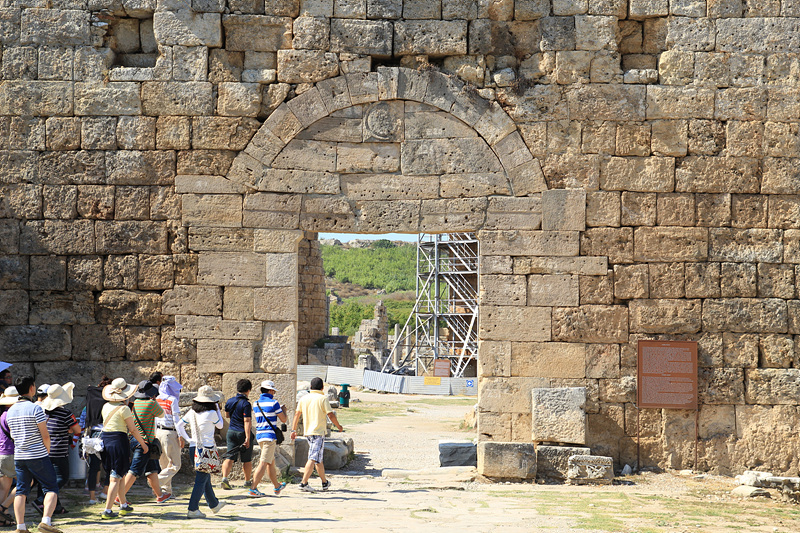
[225,67,547,235]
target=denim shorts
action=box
[223,430,253,463]
[15,457,59,496]
[129,438,161,478]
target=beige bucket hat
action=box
[41,382,76,411]
[0,387,19,406]
[195,385,221,403]
[102,378,137,402]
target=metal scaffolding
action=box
[382,233,478,378]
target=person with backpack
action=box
[121,381,170,504]
[155,376,183,496]
[220,379,253,490]
[247,380,288,498]
[176,385,227,519]
[83,376,111,505]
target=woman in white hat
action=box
[32,384,81,515]
[99,378,148,520]
[176,385,227,519]
[0,387,19,526]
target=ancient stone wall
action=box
[297,231,328,363]
[2,0,800,476]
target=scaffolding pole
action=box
[383,233,479,378]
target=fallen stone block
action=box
[736,470,774,487]
[566,455,614,485]
[439,440,477,467]
[536,445,591,482]
[478,441,536,479]
[731,485,771,498]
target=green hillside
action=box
[321,240,416,293]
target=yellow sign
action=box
[424,377,442,386]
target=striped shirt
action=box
[253,394,282,443]
[7,400,48,460]
[156,394,180,429]
[131,398,165,441]
[46,406,78,458]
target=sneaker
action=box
[99,493,107,501]
[88,499,98,505]
[220,479,232,490]
[54,507,69,514]
[37,524,64,533]
[210,501,227,514]
[100,510,117,520]
[31,500,44,514]
[299,483,316,493]
[156,492,172,503]
[243,480,251,488]
[321,480,331,491]
[119,504,133,516]
[248,488,266,498]
[113,497,120,506]
[273,482,287,496]
[187,509,206,519]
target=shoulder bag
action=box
[132,403,162,460]
[189,411,221,474]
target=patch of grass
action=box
[574,515,627,531]
[336,403,405,426]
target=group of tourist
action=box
[0,370,343,531]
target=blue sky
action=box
[318,233,418,242]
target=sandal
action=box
[0,509,13,526]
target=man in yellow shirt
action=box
[290,377,342,493]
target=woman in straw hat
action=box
[99,378,148,520]
[0,387,19,526]
[32,384,81,515]
[176,385,227,519]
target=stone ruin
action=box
[3,0,800,479]
[353,300,389,370]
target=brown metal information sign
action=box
[637,340,698,410]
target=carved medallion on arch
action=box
[225,67,547,234]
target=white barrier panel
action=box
[450,378,478,396]
[298,365,329,383]
[407,376,451,395]
[362,370,405,393]
[326,366,364,386]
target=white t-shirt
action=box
[178,409,223,449]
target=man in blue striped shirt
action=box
[248,380,287,498]
[7,376,62,533]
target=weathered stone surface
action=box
[553,305,628,343]
[197,339,255,373]
[566,455,614,485]
[174,315,261,340]
[480,230,579,257]
[709,229,783,262]
[154,11,222,47]
[634,227,708,262]
[532,387,587,444]
[253,287,298,321]
[601,157,675,192]
[512,342,585,378]
[277,50,339,83]
[96,221,169,254]
[676,156,760,194]
[745,369,800,405]
[197,252,265,286]
[439,441,477,467]
[527,274,579,306]
[536,445,591,482]
[478,441,537,479]
[142,82,213,116]
[97,290,163,326]
[259,321,297,373]
[703,299,787,333]
[394,21,467,56]
[162,285,223,316]
[629,299,702,334]
[20,220,94,255]
[0,325,70,362]
[479,305,551,342]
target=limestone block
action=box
[720,263,757,298]
[0,81,73,116]
[153,11,221,47]
[0,325,70,362]
[95,221,169,255]
[479,305,551,342]
[197,339,255,373]
[29,256,66,292]
[160,325,196,364]
[567,85,645,121]
[217,83,262,117]
[553,305,628,343]
[767,88,800,121]
[532,387,586,444]
[254,287,298,321]
[633,227,708,262]
[181,194,242,228]
[273,140,337,172]
[162,285,223,316]
[758,263,794,299]
[515,0,550,19]
[439,441,477,467]
[256,169,340,195]
[354,200,419,234]
[703,298,787,333]
[19,220,94,255]
[399,137,501,175]
[174,315,262,340]
[330,19,392,57]
[223,286,254,321]
[0,256,26,289]
[514,257,608,276]
[527,274,579,307]
[512,342,585,379]
[709,228,782,263]
[96,290,162,326]
[759,334,795,368]
[542,189,586,232]
[142,82,213,116]
[0,290,27,325]
[646,87,714,120]
[745,369,800,405]
[291,16,329,50]
[156,116,191,150]
[484,196,541,229]
[336,144,400,174]
[664,16,715,51]
[629,299,702,334]
[394,20,467,56]
[285,87,328,129]
[243,193,301,229]
[612,264,648,300]
[478,340,511,378]
[64,256,101,293]
[715,88,766,121]
[480,230,579,257]
[585,343,620,379]
[542,153,599,190]
[566,455,613,485]
[536,445,591,482]
[277,50,339,83]
[123,326,160,362]
[106,151,175,186]
[723,332,758,368]
[762,158,800,195]
[539,16,576,50]
[601,156,675,193]
[575,15,616,51]
[478,442,537,479]
[197,252,265,287]
[20,8,89,45]
[72,324,125,362]
[259,321,297,373]
[188,228,253,252]
[469,271,521,304]
[253,229,303,253]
